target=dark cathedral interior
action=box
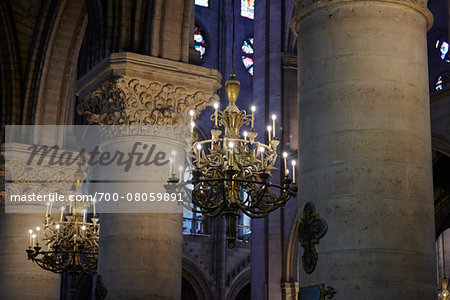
[1,0,450,299]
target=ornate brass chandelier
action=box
[26,166,99,292]
[166,73,297,248]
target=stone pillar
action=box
[292,0,435,298]
[77,52,221,299]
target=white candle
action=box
[45,201,50,217]
[178,166,183,182]
[251,106,256,129]
[260,147,265,168]
[36,226,40,242]
[93,199,96,216]
[169,158,173,176]
[292,160,296,184]
[214,103,219,126]
[267,126,272,141]
[171,150,176,173]
[28,229,33,247]
[32,234,36,247]
[189,109,195,123]
[82,209,87,223]
[243,131,248,141]
[272,114,276,138]
[191,121,195,134]
[49,200,53,216]
[60,206,65,222]
[283,152,288,174]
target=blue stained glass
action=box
[241,37,254,75]
[195,0,208,7]
[436,76,443,91]
[436,40,450,62]
[194,32,204,44]
[195,45,206,57]
[241,41,254,54]
[241,0,254,19]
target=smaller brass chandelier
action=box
[166,73,297,248]
[26,166,99,292]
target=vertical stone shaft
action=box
[0,214,61,299]
[293,1,435,298]
[76,52,221,299]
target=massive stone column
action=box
[77,52,221,299]
[292,0,435,298]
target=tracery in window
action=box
[194,25,207,59]
[195,0,208,7]
[436,40,450,62]
[241,0,254,19]
[436,73,450,92]
[241,37,254,75]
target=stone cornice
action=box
[290,0,433,35]
[76,52,222,99]
[76,53,222,125]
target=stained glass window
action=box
[436,40,450,62]
[241,0,254,19]
[241,37,254,75]
[195,0,208,7]
[436,73,450,92]
[194,25,207,59]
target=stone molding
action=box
[76,52,222,125]
[77,76,219,125]
[290,0,433,35]
[281,281,299,300]
[281,53,298,70]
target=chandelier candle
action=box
[214,103,219,126]
[283,152,288,174]
[251,105,255,129]
[291,160,296,184]
[272,114,276,138]
[267,126,272,141]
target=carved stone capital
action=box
[76,52,222,125]
[290,0,433,35]
[77,76,219,125]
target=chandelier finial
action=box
[225,73,240,108]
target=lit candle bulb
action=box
[243,131,248,141]
[32,234,36,247]
[214,103,219,126]
[191,121,195,134]
[189,109,195,122]
[60,206,65,222]
[272,114,277,138]
[283,152,288,174]
[28,229,33,247]
[49,200,53,217]
[45,201,50,217]
[36,226,40,242]
[178,166,183,182]
[55,224,60,230]
[291,160,296,184]
[267,126,272,141]
[168,158,173,177]
[251,106,256,130]
[82,208,87,223]
[260,147,265,168]
[81,225,86,231]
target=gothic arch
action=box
[33,0,87,126]
[182,255,214,300]
[226,267,251,300]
